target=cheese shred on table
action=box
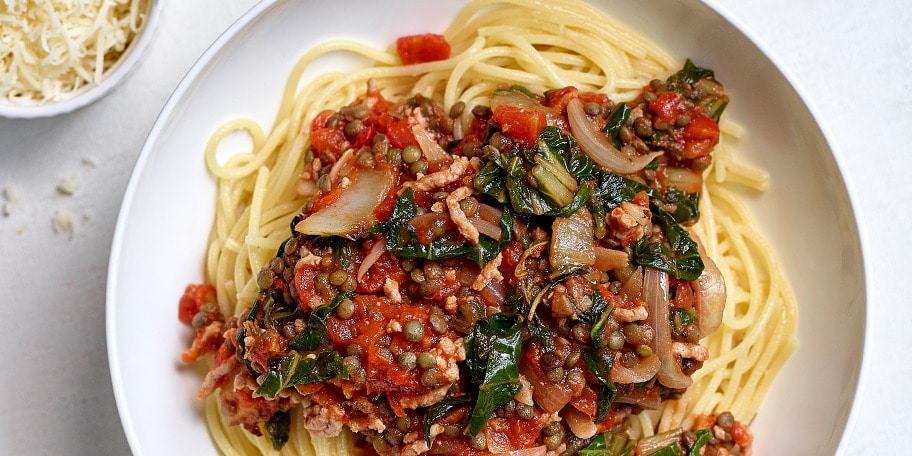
[0,0,148,104]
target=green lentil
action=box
[458,197,478,216]
[621,351,639,368]
[546,367,564,383]
[329,269,347,286]
[608,331,626,350]
[342,355,361,372]
[410,159,428,175]
[421,368,439,387]
[624,323,644,344]
[356,151,374,168]
[404,320,425,342]
[397,352,417,369]
[336,299,355,319]
[386,147,402,165]
[675,114,692,127]
[642,92,657,102]
[349,104,369,120]
[410,269,426,283]
[444,425,461,437]
[343,119,363,137]
[256,268,276,289]
[565,351,581,367]
[429,313,447,334]
[584,101,602,116]
[430,218,446,237]
[420,280,440,298]
[417,352,436,369]
[516,403,534,420]
[395,416,411,431]
[449,101,466,118]
[402,145,422,164]
[635,344,653,357]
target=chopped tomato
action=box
[673,281,696,310]
[311,109,336,130]
[544,86,578,112]
[310,127,347,155]
[731,421,753,447]
[396,33,451,65]
[178,283,216,323]
[682,112,720,158]
[648,91,686,125]
[492,105,547,147]
[379,113,418,149]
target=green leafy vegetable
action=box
[603,103,631,144]
[463,313,523,436]
[265,411,291,450]
[633,204,704,280]
[473,126,592,217]
[647,443,684,456]
[688,429,713,456]
[255,350,348,399]
[582,347,618,422]
[578,432,634,456]
[379,188,511,266]
[665,59,728,122]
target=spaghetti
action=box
[181,0,798,454]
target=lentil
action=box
[621,351,639,368]
[584,101,602,116]
[717,411,735,429]
[417,352,437,369]
[256,268,276,289]
[343,355,361,372]
[635,344,653,357]
[642,91,657,102]
[402,144,422,164]
[329,269,347,286]
[421,368,439,387]
[541,351,562,370]
[317,174,331,192]
[546,367,564,383]
[608,330,626,350]
[404,320,425,342]
[410,159,428,175]
[343,119,363,137]
[336,298,355,319]
[398,352,417,369]
[516,402,535,420]
[449,101,466,118]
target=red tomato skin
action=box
[492,105,547,147]
[648,91,687,125]
[310,127,347,155]
[178,283,215,323]
[396,34,451,65]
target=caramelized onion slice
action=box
[644,267,692,389]
[567,98,661,174]
[594,245,629,271]
[550,206,595,277]
[295,164,395,239]
[691,232,726,338]
[610,353,660,384]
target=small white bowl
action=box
[0,0,161,119]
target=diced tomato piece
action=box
[379,114,418,149]
[178,283,215,323]
[311,109,336,130]
[545,86,578,112]
[396,33,451,65]
[731,421,753,447]
[648,91,686,125]
[683,112,720,141]
[681,113,720,158]
[310,127,347,155]
[492,105,547,147]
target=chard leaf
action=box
[265,411,290,450]
[255,350,348,399]
[583,347,618,422]
[688,429,713,456]
[633,204,703,280]
[381,188,474,260]
[665,188,700,225]
[466,206,514,266]
[422,396,473,447]
[463,313,523,436]
[649,443,685,456]
[603,102,632,144]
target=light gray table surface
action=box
[1,0,908,454]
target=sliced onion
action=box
[563,406,598,439]
[295,164,395,239]
[594,246,629,271]
[691,232,726,338]
[480,280,506,306]
[549,206,595,277]
[614,386,662,410]
[644,268,692,389]
[471,217,503,240]
[521,362,573,413]
[567,98,661,174]
[619,266,643,300]
[412,124,449,163]
[610,353,660,384]
[356,237,387,283]
[661,166,703,194]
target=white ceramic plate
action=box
[106,0,869,454]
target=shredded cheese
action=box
[1,0,148,104]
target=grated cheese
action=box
[1,0,148,104]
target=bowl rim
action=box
[0,0,163,119]
[104,0,873,454]
[703,0,872,453]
